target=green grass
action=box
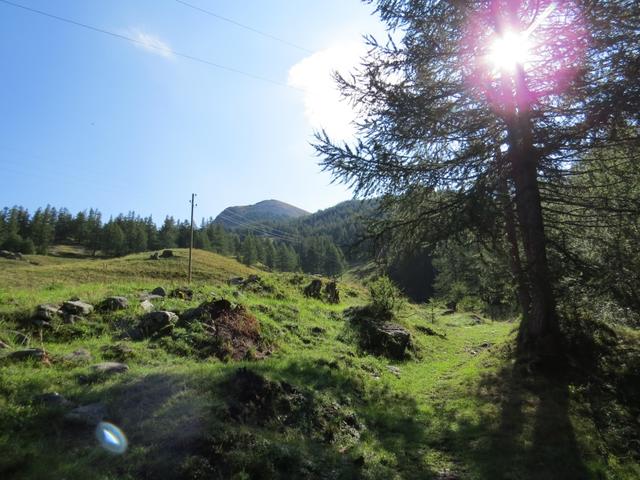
[0,250,638,479]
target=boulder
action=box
[33,304,61,322]
[63,314,83,324]
[169,287,193,301]
[63,348,92,364]
[140,299,154,313]
[6,348,47,362]
[0,250,23,260]
[160,249,174,258]
[303,279,323,299]
[99,296,129,311]
[61,300,94,316]
[138,311,178,336]
[324,281,340,304]
[347,307,412,359]
[139,293,163,302]
[150,286,166,297]
[366,322,411,359]
[91,362,129,375]
[36,392,74,408]
[64,402,107,426]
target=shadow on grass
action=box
[2,352,600,480]
[468,364,589,480]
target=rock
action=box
[36,392,74,408]
[149,252,160,260]
[0,250,23,260]
[370,323,412,359]
[160,249,174,258]
[387,365,401,377]
[138,311,178,336]
[324,281,340,304]
[64,402,107,425]
[63,348,92,363]
[30,318,51,328]
[228,276,244,286]
[179,307,200,323]
[33,304,62,322]
[99,296,129,311]
[91,362,129,375]
[139,293,163,302]
[140,299,154,313]
[303,279,323,299]
[169,287,193,301]
[6,348,46,362]
[150,287,166,297]
[61,300,94,316]
[63,314,82,324]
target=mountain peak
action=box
[214,199,309,228]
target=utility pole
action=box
[188,193,197,284]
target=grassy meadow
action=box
[0,249,638,479]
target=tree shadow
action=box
[449,352,591,480]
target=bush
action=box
[367,275,405,318]
[21,239,36,255]
[457,295,484,313]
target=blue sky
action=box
[0,0,384,222]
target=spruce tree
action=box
[314,0,640,359]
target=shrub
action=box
[457,295,485,313]
[367,275,405,318]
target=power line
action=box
[216,213,301,243]
[174,0,313,54]
[0,0,301,91]
[219,210,302,241]
[216,213,302,243]
[219,208,301,238]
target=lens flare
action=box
[95,422,128,454]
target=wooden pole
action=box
[188,193,196,283]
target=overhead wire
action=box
[215,214,302,243]
[215,213,302,243]
[219,208,302,239]
[0,0,303,91]
[174,0,313,54]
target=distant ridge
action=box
[214,199,310,228]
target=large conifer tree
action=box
[315,0,640,360]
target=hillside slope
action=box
[0,251,638,479]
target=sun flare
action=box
[487,30,531,72]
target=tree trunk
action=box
[507,133,560,360]
[498,174,531,323]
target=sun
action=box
[487,30,532,73]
